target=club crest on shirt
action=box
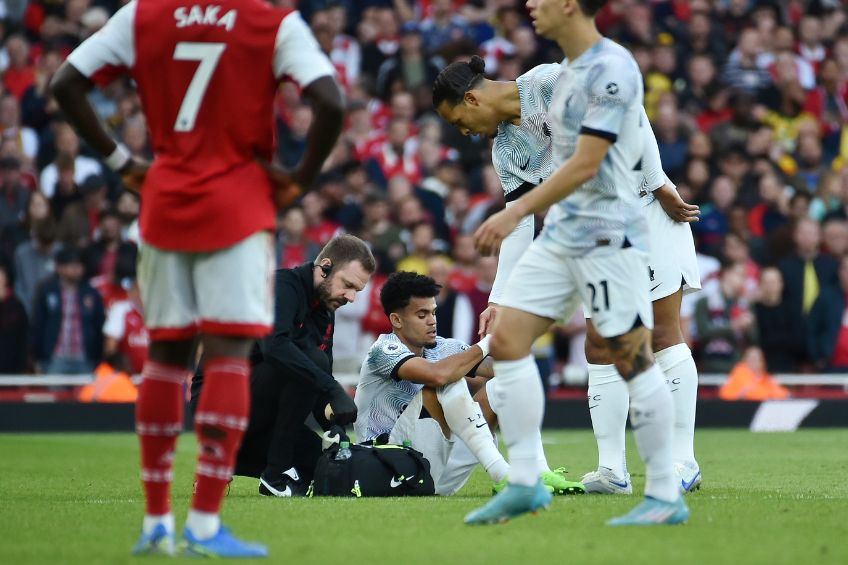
[606,82,619,95]
[383,342,401,355]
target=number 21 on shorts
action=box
[173,42,226,132]
[587,280,609,313]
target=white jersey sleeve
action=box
[366,333,416,381]
[579,57,640,142]
[67,1,136,83]
[273,11,336,85]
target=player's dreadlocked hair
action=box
[432,55,486,109]
[380,271,442,316]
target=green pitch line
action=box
[0,430,846,564]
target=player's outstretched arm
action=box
[397,337,491,387]
[50,64,148,191]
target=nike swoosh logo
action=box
[610,480,629,488]
[390,477,403,488]
[475,423,487,428]
[681,470,701,492]
[519,157,530,170]
[588,404,599,409]
[650,283,661,292]
[260,478,292,497]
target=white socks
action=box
[587,363,629,479]
[626,364,678,502]
[438,380,509,482]
[656,343,698,465]
[143,513,174,536]
[185,510,220,540]
[485,378,550,474]
[492,355,545,486]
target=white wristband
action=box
[476,334,492,358]
[105,143,131,171]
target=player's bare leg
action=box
[133,338,196,555]
[465,307,555,524]
[652,289,701,492]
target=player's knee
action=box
[489,330,524,360]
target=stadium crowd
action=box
[1,0,848,385]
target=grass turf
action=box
[0,429,846,564]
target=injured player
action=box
[354,271,584,496]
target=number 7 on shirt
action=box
[173,42,226,133]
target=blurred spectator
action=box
[1,190,50,269]
[694,175,736,256]
[275,206,321,269]
[810,169,843,222]
[90,242,135,312]
[3,35,35,100]
[695,262,758,373]
[0,262,28,373]
[720,346,790,400]
[82,208,123,279]
[39,122,102,199]
[419,0,473,55]
[277,104,312,170]
[465,254,497,339]
[360,192,403,261]
[115,190,139,240]
[376,22,440,101]
[721,28,772,94]
[30,246,104,374]
[821,217,848,258]
[301,191,341,247]
[0,157,27,231]
[13,216,57,315]
[49,153,80,222]
[397,221,438,274]
[448,233,477,294]
[778,218,839,353]
[0,94,38,164]
[807,256,848,371]
[102,247,146,375]
[722,232,759,300]
[429,255,473,344]
[754,267,804,373]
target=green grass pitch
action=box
[1,429,846,564]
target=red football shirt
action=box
[66,1,336,251]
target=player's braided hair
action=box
[432,55,486,108]
[380,271,442,316]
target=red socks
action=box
[136,361,187,516]
[191,357,250,514]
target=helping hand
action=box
[473,207,522,256]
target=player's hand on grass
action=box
[656,184,699,223]
[257,157,303,209]
[326,382,358,426]
[474,207,522,256]
[478,304,498,338]
[119,157,149,194]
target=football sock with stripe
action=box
[136,360,187,518]
[190,357,250,528]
